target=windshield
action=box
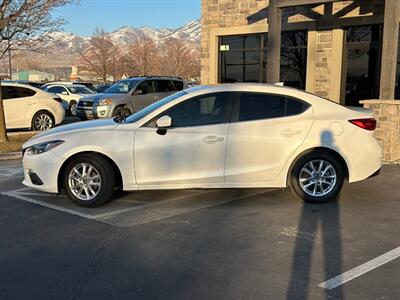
[105,79,140,94]
[67,85,94,94]
[126,91,187,123]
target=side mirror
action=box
[133,89,143,95]
[156,115,172,128]
[61,91,68,95]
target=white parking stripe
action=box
[319,246,400,289]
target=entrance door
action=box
[344,25,383,106]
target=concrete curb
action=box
[0,152,22,161]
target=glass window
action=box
[136,80,155,94]
[280,31,308,89]
[396,31,400,99]
[345,25,382,106]
[106,79,140,94]
[47,86,65,94]
[173,80,184,91]
[239,93,286,121]
[159,93,231,128]
[67,85,94,94]
[286,97,309,116]
[155,80,175,93]
[220,33,268,83]
[3,86,36,99]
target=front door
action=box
[134,92,233,186]
[225,92,313,182]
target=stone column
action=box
[360,100,400,162]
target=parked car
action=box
[1,82,65,131]
[43,84,95,116]
[22,83,382,207]
[75,76,187,121]
[43,81,96,92]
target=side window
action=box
[4,86,36,99]
[136,80,154,95]
[47,86,64,94]
[238,93,309,122]
[173,80,184,91]
[1,86,9,99]
[154,93,231,128]
[155,80,175,93]
[286,97,309,116]
[239,93,285,121]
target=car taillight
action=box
[349,118,377,131]
[53,97,62,103]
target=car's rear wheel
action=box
[63,154,116,207]
[32,111,55,131]
[289,151,345,203]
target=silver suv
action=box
[75,76,187,120]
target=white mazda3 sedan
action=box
[22,84,382,207]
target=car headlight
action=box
[98,98,113,106]
[25,140,65,156]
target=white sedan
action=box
[2,82,65,131]
[22,84,382,207]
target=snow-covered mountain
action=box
[48,19,201,57]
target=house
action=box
[201,0,400,161]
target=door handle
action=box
[203,136,224,144]
[280,129,302,137]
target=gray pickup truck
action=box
[75,76,187,120]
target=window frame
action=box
[135,80,155,95]
[230,91,311,123]
[144,92,236,129]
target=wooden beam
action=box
[379,0,400,99]
[267,0,282,84]
[278,0,338,8]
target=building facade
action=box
[201,0,400,161]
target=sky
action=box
[54,0,201,36]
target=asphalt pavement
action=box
[0,160,399,300]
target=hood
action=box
[23,119,119,148]
[80,93,128,103]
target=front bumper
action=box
[75,104,112,119]
[22,151,64,193]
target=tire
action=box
[113,106,131,121]
[63,154,116,207]
[32,111,55,131]
[69,101,77,116]
[289,150,345,203]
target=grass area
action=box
[0,133,36,153]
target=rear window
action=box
[2,86,36,99]
[173,80,184,91]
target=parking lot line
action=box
[2,190,101,220]
[319,246,400,290]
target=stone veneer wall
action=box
[360,100,400,162]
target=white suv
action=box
[43,84,95,116]
[2,82,65,131]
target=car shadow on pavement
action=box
[286,198,344,300]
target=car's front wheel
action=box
[69,101,77,116]
[63,154,116,207]
[289,151,345,203]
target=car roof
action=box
[0,81,44,92]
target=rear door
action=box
[225,92,313,182]
[2,85,37,128]
[154,79,176,100]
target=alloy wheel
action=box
[68,163,102,201]
[299,159,337,197]
[34,114,53,131]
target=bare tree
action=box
[79,28,119,84]
[124,36,159,76]
[0,0,77,142]
[158,38,200,80]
